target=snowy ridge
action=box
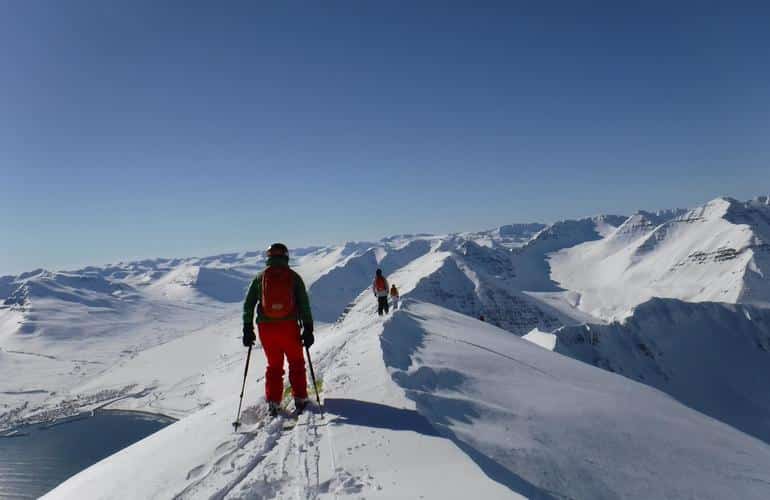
[507,215,627,292]
[551,196,770,319]
[4,194,770,498]
[43,300,525,499]
[382,302,770,499]
[462,223,547,249]
[44,300,770,499]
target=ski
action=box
[235,379,323,433]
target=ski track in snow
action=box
[4,349,59,360]
[200,318,386,500]
[170,328,352,500]
[177,417,286,500]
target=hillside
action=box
[44,301,770,499]
[550,298,770,443]
[3,194,770,499]
[551,196,770,320]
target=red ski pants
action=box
[258,321,308,403]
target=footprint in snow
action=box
[239,405,264,426]
[215,441,235,455]
[319,470,366,495]
[186,464,206,481]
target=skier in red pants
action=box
[242,243,315,416]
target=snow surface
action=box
[45,300,770,499]
[521,328,557,351]
[43,302,521,499]
[3,195,770,499]
[550,197,770,320]
[551,298,770,443]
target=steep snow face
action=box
[308,248,380,322]
[606,209,688,247]
[551,298,770,444]
[463,223,547,249]
[292,242,373,287]
[193,267,252,303]
[376,217,627,336]
[310,228,599,333]
[305,238,437,322]
[508,215,626,292]
[377,238,433,273]
[381,302,770,500]
[402,244,563,334]
[551,197,770,319]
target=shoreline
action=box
[1,408,177,436]
[92,407,177,423]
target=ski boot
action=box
[268,401,280,418]
[294,397,309,415]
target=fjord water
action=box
[0,413,172,499]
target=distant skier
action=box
[373,269,390,316]
[390,284,400,310]
[242,243,314,417]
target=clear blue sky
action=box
[1,1,768,275]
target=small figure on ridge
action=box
[372,269,390,316]
[390,284,400,310]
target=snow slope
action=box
[5,197,764,435]
[550,297,770,443]
[45,300,770,499]
[463,223,547,249]
[44,303,520,499]
[551,196,770,319]
[2,225,577,432]
[382,302,770,499]
[5,194,770,498]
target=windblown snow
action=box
[2,195,770,499]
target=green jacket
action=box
[242,256,313,327]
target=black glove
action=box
[242,324,256,347]
[301,323,314,348]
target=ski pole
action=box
[232,344,252,431]
[305,345,323,417]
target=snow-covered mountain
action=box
[3,194,770,498]
[551,196,770,319]
[550,298,770,443]
[41,301,770,500]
